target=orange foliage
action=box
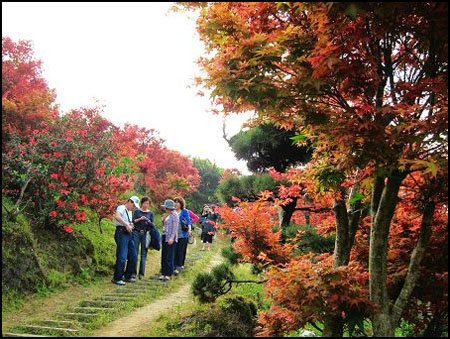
[216,200,292,267]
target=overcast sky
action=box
[2,2,253,174]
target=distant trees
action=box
[186,158,223,213]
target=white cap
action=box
[129,196,140,209]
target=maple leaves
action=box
[216,200,291,268]
[259,255,374,336]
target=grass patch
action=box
[142,240,270,337]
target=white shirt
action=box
[116,205,132,227]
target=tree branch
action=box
[391,199,436,327]
[294,207,332,213]
[230,279,268,284]
[222,118,232,146]
[310,321,324,334]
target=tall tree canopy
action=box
[228,123,312,172]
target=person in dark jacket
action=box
[132,196,154,280]
[173,196,192,274]
[200,204,218,251]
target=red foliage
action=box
[3,106,133,231]
[258,255,374,336]
[2,37,57,142]
[137,144,201,203]
[217,200,292,267]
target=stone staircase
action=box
[3,252,205,337]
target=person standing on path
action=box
[112,196,140,285]
[132,196,154,280]
[200,204,219,251]
[173,197,192,274]
[160,199,178,281]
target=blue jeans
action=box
[132,230,148,277]
[113,227,137,281]
[174,237,188,269]
[161,235,176,276]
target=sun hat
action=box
[161,199,175,210]
[129,196,140,209]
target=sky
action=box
[2,2,253,174]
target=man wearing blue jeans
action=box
[112,196,140,285]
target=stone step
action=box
[135,279,154,284]
[100,296,135,301]
[114,291,147,295]
[21,324,79,333]
[39,319,84,328]
[80,300,124,307]
[73,306,115,312]
[116,287,148,292]
[59,312,97,320]
[3,333,51,337]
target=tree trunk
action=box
[323,192,350,336]
[348,181,364,253]
[98,218,103,234]
[371,176,384,217]
[323,315,344,337]
[278,198,297,243]
[279,198,297,227]
[369,171,406,337]
[391,200,435,328]
[333,199,350,266]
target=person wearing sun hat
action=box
[159,199,178,281]
[111,195,140,285]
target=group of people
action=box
[112,195,219,285]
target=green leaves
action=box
[290,133,307,145]
[348,192,365,205]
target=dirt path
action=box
[92,252,223,337]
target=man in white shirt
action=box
[112,196,140,285]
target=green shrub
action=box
[395,319,415,337]
[175,302,255,337]
[221,246,242,265]
[2,198,46,295]
[293,224,335,254]
[219,295,257,325]
[192,263,235,303]
[46,269,69,289]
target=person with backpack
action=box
[200,204,218,251]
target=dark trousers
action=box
[113,227,137,281]
[161,235,176,276]
[174,237,188,268]
[132,230,148,277]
